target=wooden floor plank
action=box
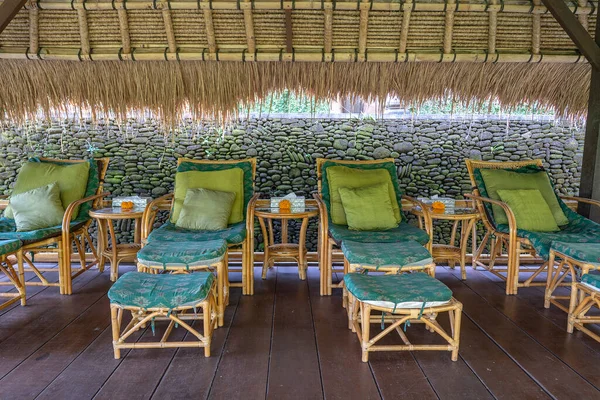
[307,269,382,400]
[267,268,322,400]
[0,270,109,378]
[207,267,276,399]
[446,266,600,390]
[150,289,242,399]
[438,269,600,399]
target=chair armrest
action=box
[141,193,174,241]
[402,195,433,243]
[312,193,329,233]
[62,192,110,232]
[0,195,7,211]
[560,195,600,211]
[465,193,518,237]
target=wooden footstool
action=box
[137,239,228,326]
[568,272,600,342]
[0,239,25,310]
[344,272,462,362]
[108,271,217,358]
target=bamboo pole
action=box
[357,0,369,62]
[243,0,256,60]
[532,0,542,55]
[323,0,332,61]
[202,0,217,58]
[76,2,91,59]
[28,0,38,58]
[488,0,497,54]
[443,0,456,54]
[399,1,412,54]
[578,0,590,31]
[161,5,177,54]
[1,46,585,63]
[117,9,131,54]
[31,0,599,13]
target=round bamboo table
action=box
[412,206,480,280]
[254,201,319,281]
[89,207,144,282]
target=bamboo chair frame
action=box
[140,158,257,296]
[110,280,217,359]
[314,158,433,296]
[0,158,109,295]
[567,282,600,342]
[465,159,599,296]
[343,262,462,362]
[0,247,25,310]
[138,258,228,327]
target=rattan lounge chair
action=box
[0,157,109,295]
[314,158,432,296]
[140,158,258,295]
[465,158,600,297]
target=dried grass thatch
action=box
[0,60,591,124]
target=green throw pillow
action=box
[338,183,399,231]
[479,168,568,227]
[175,188,236,231]
[10,183,66,232]
[326,166,401,226]
[171,168,244,225]
[496,189,559,232]
[4,160,90,221]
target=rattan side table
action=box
[89,207,144,282]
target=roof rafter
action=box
[0,0,28,34]
[541,0,600,70]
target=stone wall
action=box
[0,117,584,250]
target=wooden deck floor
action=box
[0,263,599,400]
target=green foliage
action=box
[404,99,554,116]
[242,90,330,114]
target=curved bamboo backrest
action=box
[465,159,543,196]
[177,158,257,181]
[316,157,396,194]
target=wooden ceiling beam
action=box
[540,0,600,70]
[0,0,28,34]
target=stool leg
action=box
[16,251,26,306]
[361,303,371,362]
[451,304,462,362]
[216,261,225,327]
[203,299,212,357]
[111,306,121,359]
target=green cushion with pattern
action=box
[329,222,429,245]
[147,221,246,245]
[582,272,600,289]
[138,239,227,268]
[344,273,452,309]
[342,240,432,268]
[551,241,600,266]
[338,183,399,231]
[320,160,402,226]
[0,239,22,257]
[108,271,215,309]
[496,189,559,232]
[0,217,88,244]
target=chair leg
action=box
[16,251,26,306]
[452,304,462,361]
[216,261,225,327]
[544,251,556,309]
[111,306,121,359]
[203,299,212,357]
[361,303,371,362]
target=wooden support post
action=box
[0,0,27,34]
[578,7,600,219]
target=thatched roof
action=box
[0,0,596,122]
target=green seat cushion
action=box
[0,217,88,244]
[478,168,568,226]
[10,183,65,232]
[176,188,236,231]
[147,221,246,245]
[582,272,600,289]
[137,239,227,268]
[4,159,90,221]
[342,240,432,268]
[551,241,600,266]
[338,183,398,231]
[344,273,452,309]
[496,189,559,232]
[323,163,401,226]
[329,222,430,246]
[108,271,215,309]
[0,239,22,257]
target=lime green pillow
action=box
[175,188,236,231]
[479,169,568,227]
[496,189,559,232]
[4,161,90,221]
[10,183,65,232]
[326,166,400,226]
[171,168,244,224]
[338,183,399,231]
